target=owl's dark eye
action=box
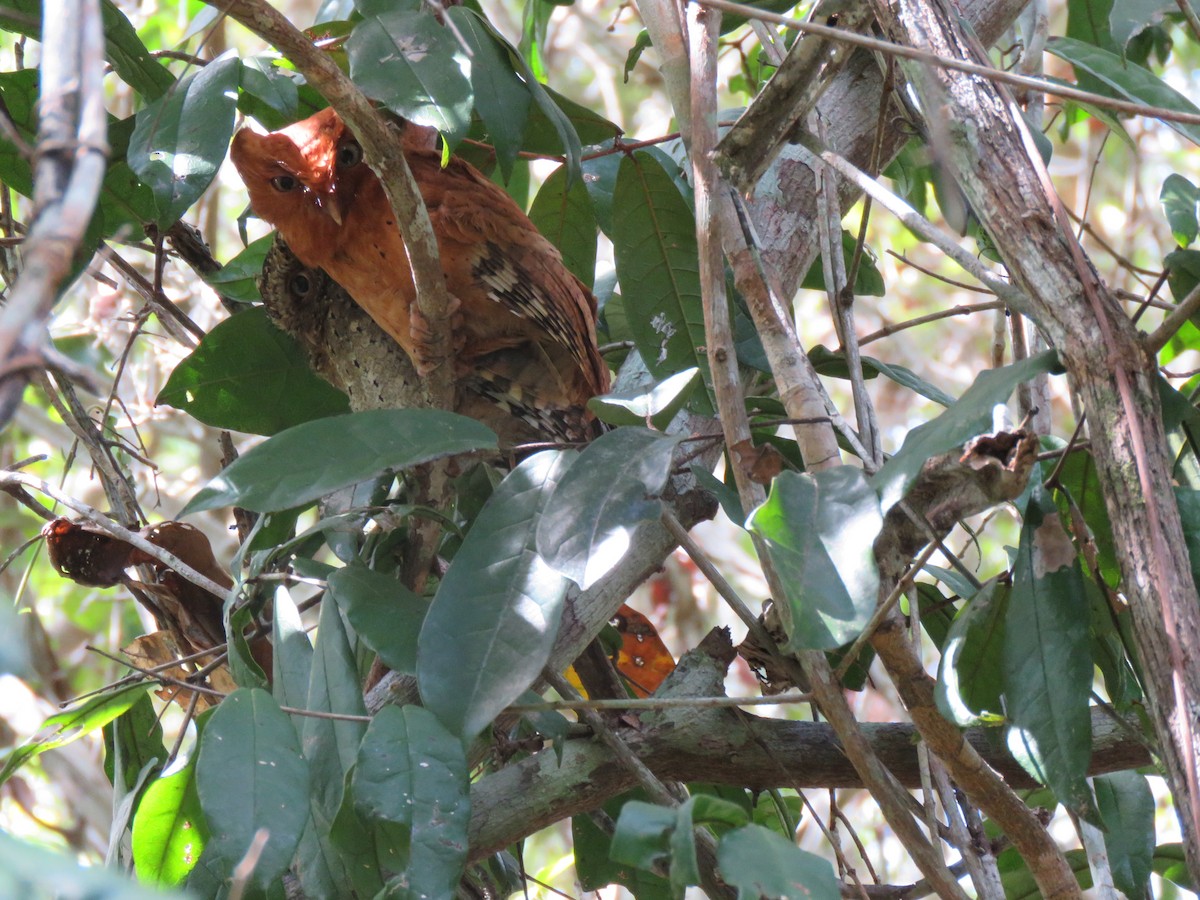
[337,140,363,169]
[270,174,299,192]
[288,271,314,300]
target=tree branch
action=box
[467,630,1153,862]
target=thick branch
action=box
[871,0,1200,881]
[467,631,1153,862]
[0,0,107,427]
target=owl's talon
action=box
[409,296,463,375]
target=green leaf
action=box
[328,565,428,674]
[610,796,750,896]
[353,706,471,900]
[536,427,679,589]
[129,54,241,228]
[132,753,208,887]
[195,688,310,888]
[573,793,671,899]
[420,451,573,738]
[589,368,700,430]
[1094,771,1155,898]
[329,767,389,898]
[935,578,1009,726]
[1161,173,1200,248]
[872,350,1060,512]
[808,346,955,408]
[613,151,713,413]
[0,684,148,787]
[0,0,174,100]
[1047,36,1200,149]
[296,593,367,898]
[1176,488,1200,593]
[446,7,531,182]
[609,801,674,872]
[528,162,599,289]
[747,468,882,651]
[204,234,274,303]
[799,231,886,297]
[1055,449,1119,585]
[716,824,839,900]
[1165,247,1200,302]
[271,588,314,712]
[1153,843,1196,890]
[1003,485,1096,820]
[157,307,350,435]
[239,56,300,124]
[1109,0,1177,51]
[104,692,166,793]
[347,10,473,145]
[582,152,622,237]
[183,408,497,514]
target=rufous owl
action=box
[229,107,610,440]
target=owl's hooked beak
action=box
[312,183,344,226]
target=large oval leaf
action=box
[446,6,531,182]
[183,408,497,514]
[353,706,470,900]
[1047,36,1200,149]
[157,307,350,435]
[132,753,208,887]
[536,427,679,590]
[716,825,838,900]
[613,151,711,412]
[129,54,240,228]
[1094,771,1155,898]
[328,565,428,675]
[747,467,881,651]
[420,450,573,738]
[347,9,473,145]
[1002,485,1095,820]
[935,578,1008,726]
[528,163,598,289]
[194,688,310,888]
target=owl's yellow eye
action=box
[271,174,299,192]
[337,140,363,169]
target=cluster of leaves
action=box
[5,0,1200,896]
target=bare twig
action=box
[0,0,108,426]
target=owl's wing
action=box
[412,153,610,397]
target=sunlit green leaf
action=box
[130,54,241,228]
[536,428,678,589]
[420,451,573,738]
[132,754,208,887]
[747,468,882,651]
[1161,173,1200,248]
[0,685,148,787]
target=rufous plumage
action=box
[229,108,609,438]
